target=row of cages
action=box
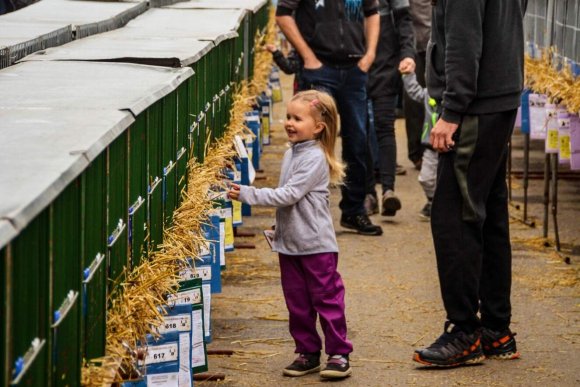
[0,4,271,386]
[524,0,580,69]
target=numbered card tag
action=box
[146,343,178,365]
[158,314,192,334]
[167,288,202,306]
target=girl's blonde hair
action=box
[291,90,345,184]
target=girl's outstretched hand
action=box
[228,183,241,200]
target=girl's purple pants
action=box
[279,252,353,355]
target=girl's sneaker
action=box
[320,355,352,379]
[481,327,520,360]
[283,353,321,377]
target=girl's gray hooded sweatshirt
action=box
[238,140,338,256]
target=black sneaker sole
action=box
[283,364,321,377]
[381,197,402,216]
[340,221,383,236]
[412,351,485,368]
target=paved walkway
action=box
[200,74,579,386]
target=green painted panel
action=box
[4,212,50,387]
[81,154,107,361]
[107,133,129,287]
[50,181,82,386]
[128,115,148,266]
[162,93,177,226]
[147,103,163,251]
[176,82,190,203]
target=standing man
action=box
[403,0,431,171]
[365,0,416,218]
[276,0,383,236]
[413,0,527,367]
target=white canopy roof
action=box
[0,61,193,115]
[125,8,246,44]
[0,108,135,235]
[21,29,214,68]
[165,0,268,13]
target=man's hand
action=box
[430,118,459,153]
[303,56,323,70]
[357,52,376,73]
[265,44,277,53]
[398,57,416,74]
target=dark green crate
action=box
[188,65,200,163]
[50,181,82,386]
[106,133,129,287]
[128,114,148,267]
[3,212,50,387]
[147,102,164,251]
[81,153,107,361]
[176,82,190,203]
[162,92,178,226]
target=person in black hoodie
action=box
[413,0,527,367]
[364,0,416,217]
[276,0,383,237]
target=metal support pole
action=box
[542,153,550,238]
[550,153,561,250]
[523,132,530,222]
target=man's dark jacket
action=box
[427,0,528,124]
[368,0,415,99]
[276,0,378,67]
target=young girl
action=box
[228,90,353,379]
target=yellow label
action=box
[547,129,559,151]
[559,134,571,160]
[233,200,242,224]
[225,215,234,248]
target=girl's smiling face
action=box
[285,99,323,143]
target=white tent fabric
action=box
[125,8,246,44]
[165,0,268,13]
[0,109,135,233]
[0,220,17,249]
[0,61,193,115]
[21,29,214,68]
[0,0,146,29]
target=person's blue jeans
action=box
[300,64,368,216]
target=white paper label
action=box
[191,309,206,368]
[219,222,225,266]
[196,265,212,281]
[145,343,178,365]
[529,94,547,140]
[199,240,211,257]
[147,373,178,387]
[179,333,192,387]
[202,284,211,337]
